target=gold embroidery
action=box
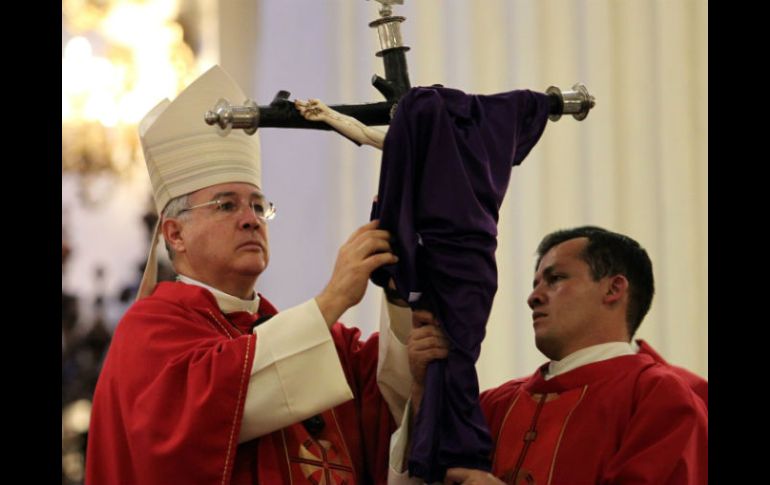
[293,438,353,485]
[204,308,250,484]
[206,309,237,338]
[329,408,356,480]
[280,429,295,485]
[512,468,536,484]
[492,393,522,465]
[221,333,253,485]
[547,385,588,485]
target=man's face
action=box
[527,237,608,360]
[176,182,270,288]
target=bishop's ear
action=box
[161,218,186,256]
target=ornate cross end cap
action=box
[370,0,404,16]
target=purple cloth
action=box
[370,86,550,481]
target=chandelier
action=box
[62,0,199,202]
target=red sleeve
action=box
[86,299,255,485]
[330,323,396,485]
[601,368,709,485]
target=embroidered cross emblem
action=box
[292,438,354,485]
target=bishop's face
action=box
[172,182,271,297]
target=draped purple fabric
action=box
[370,86,551,481]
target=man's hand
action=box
[408,310,449,414]
[444,468,505,485]
[315,220,397,326]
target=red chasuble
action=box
[480,354,708,485]
[636,339,708,408]
[86,282,394,485]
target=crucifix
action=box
[204,0,594,138]
[203,0,596,481]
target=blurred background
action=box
[61,1,707,483]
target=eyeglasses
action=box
[179,195,277,221]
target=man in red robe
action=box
[635,338,708,408]
[391,226,707,484]
[85,66,415,485]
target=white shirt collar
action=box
[545,341,635,380]
[177,275,260,314]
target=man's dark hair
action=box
[535,226,655,338]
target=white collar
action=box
[177,275,260,314]
[545,341,635,380]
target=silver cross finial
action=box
[371,0,403,16]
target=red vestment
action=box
[86,282,394,485]
[636,339,708,408]
[480,354,708,485]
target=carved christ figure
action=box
[295,99,386,150]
